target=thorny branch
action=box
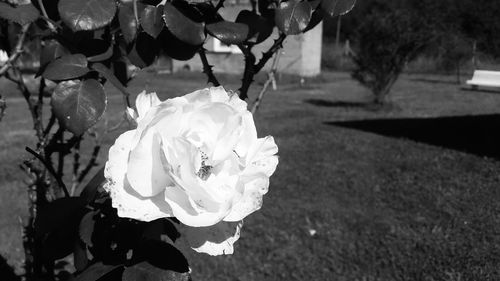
[198,48,220,86]
[0,24,30,76]
[215,0,226,11]
[238,33,286,100]
[25,147,70,197]
[238,43,256,100]
[254,33,286,73]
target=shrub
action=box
[351,8,433,104]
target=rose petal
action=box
[127,129,173,197]
[224,173,269,222]
[243,136,279,177]
[209,86,230,103]
[234,111,257,158]
[183,88,211,108]
[227,91,248,112]
[104,130,173,221]
[246,136,279,163]
[164,183,232,227]
[212,113,243,164]
[136,91,161,121]
[181,221,243,255]
[244,155,279,178]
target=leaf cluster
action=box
[34,170,188,281]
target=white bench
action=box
[466,70,500,89]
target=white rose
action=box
[104,87,278,255]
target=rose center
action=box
[196,150,212,180]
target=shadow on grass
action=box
[304,98,368,108]
[304,98,401,112]
[327,114,500,159]
[0,255,20,281]
[410,78,459,85]
[460,87,500,94]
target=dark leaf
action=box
[163,2,205,45]
[112,59,129,85]
[158,29,198,61]
[35,197,87,238]
[0,3,40,25]
[51,79,107,135]
[87,47,113,62]
[75,262,123,281]
[142,219,180,243]
[275,0,312,35]
[42,225,79,261]
[79,211,96,247]
[320,0,356,17]
[308,0,321,9]
[37,198,88,261]
[170,0,208,23]
[127,32,159,68]
[258,0,275,20]
[123,240,190,281]
[79,166,105,203]
[123,262,191,281]
[303,8,324,32]
[140,5,164,38]
[235,10,273,44]
[43,54,89,81]
[91,63,130,97]
[40,40,70,67]
[206,21,249,45]
[132,240,189,273]
[74,241,89,272]
[118,3,138,44]
[140,0,162,5]
[181,1,218,23]
[58,0,117,31]
[78,39,112,61]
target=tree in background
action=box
[351,7,433,104]
[458,0,500,59]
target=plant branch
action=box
[0,23,30,77]
[251,50,281,114]
[133,0,140,25]
[198,48,220,86]
[70,140,81,195]
[25,147,69,197]
[5,69,44,139]
[0,95,5,122]
[77,131,101,184]
[250,0,257,13]
[238,44,256,100]
[37,0,57,32]
[215,0,226,11]
[254,33,286,73]
[43,113,56,138]
[237,34,286,100]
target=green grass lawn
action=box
[2,71,500,280]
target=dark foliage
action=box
[351,7,433,104]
